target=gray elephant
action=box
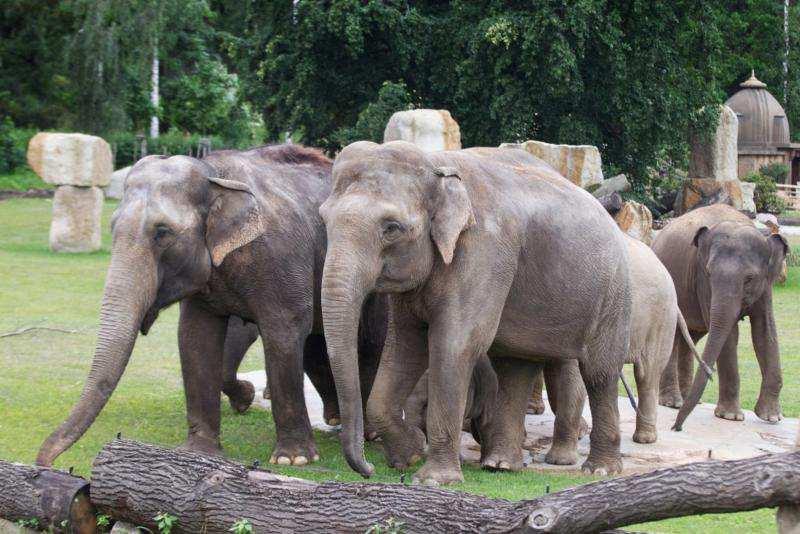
[653,204,787,428]
[319,141,632,485]
[37,145,385,467]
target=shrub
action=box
[760,162,789,184]
[331,81,414,148]
[743,170,787,214]
[108,130,226,168]
[0,118,27,173]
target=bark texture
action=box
[90,439,800,534]
[0,461,96,533]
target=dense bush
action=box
[744,169,787,214]
[331,81,415,148]
[760,162,789,184]
[0,119,35,173]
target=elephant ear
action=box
[767,232,789,282]
[430,166,475,265]
[692,226,709,247]
[206,176,264,267]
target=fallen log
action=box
[0,461,96,533]
[91,439,800,534]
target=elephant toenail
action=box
[313,454,320,462]
[327,417,340,426]
[277,456,291,465]
[498,461,510,470]
[292,456,308,466]
[268,455,277,464]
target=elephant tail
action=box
[676,310,714,380]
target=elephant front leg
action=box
[527,370,546,415]
[480,358,539,471]
[178,299,227,456]
[367,305,428,470]
[750,297,783,423]
[714,324,744,421]
[262,327,318,466]
[221,316,259,414]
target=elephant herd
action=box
[35,141,788,487]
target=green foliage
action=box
[15,517,40,529]
[96,513,112,532]
[229,519,254,534]
[332,81,414,147]
[744,169,787,214]
[154,512,178,534]
[0,118,25,173]
[760,162,790,183]
[107,130,227,168]
[365,517,405,534]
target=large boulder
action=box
[614,201,653,245]
[674,178,744,215]
[591,174,630,198]
[27,132,113,187]
[105,165,132,200]
[688,105,738,182]
[500,140,603,188]
[384,109,461,151]
[49,186,104,253]
[740,181,756,213]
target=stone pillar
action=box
[500,140,604,189]
[27,133,112,253]
[384,109,461,151]
[689,105,739,182]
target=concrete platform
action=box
[239,370,798,474]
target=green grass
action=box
[1,198,796,533]
[0,166,52,191]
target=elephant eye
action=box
[382,220,405,239]
[154,224,174,242]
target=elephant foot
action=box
[581,454,622,476]
[412,460,464,486]
[178,434,222,457]
[224,380,255,414]
[659,390,683,409]
[481,442,525,471]
[544,440,579,465]
[754,397,782,423]
[382,425,426,470]
[578,417,590,439]
[269,437,319,466]
[714,402,744,421]
[527,396,546,415]
[632,425,658,444]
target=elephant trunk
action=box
[36,247,156,466]
[321,250,375,477]
[673,288,740,431]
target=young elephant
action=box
[528,234,705,449]
[320,141,632,485]
[653,204,788,428]
[37,145,386,468]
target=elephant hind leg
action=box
[543,360,584,465]
[303,334,341,427]
[659,329,699,409]
[632,359,658,444]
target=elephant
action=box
[653,204,788,429]
[525,234,705,455]
[36,144,386,468]
[319,141,632,485]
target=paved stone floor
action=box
[239,370,798,474]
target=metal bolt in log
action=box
[0,461,96,533]
[90,438,800,534]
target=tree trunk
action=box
[0,461,96,533]
[90,439,800,534]
[149,42,159,139]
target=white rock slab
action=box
[27,132,113,187]
[239,370,798,474]
[384,109,461,151]
[500,140,604,188]
[105,165,132,200]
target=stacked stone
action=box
[27,133,112,252]
[500,140,604,189]
[677,105,755,215]
[384,109,461,151]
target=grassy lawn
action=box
[1,198,797,533]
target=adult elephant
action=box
[319,141,631,485]
[37,145,385,467]
[654,204,787,428]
